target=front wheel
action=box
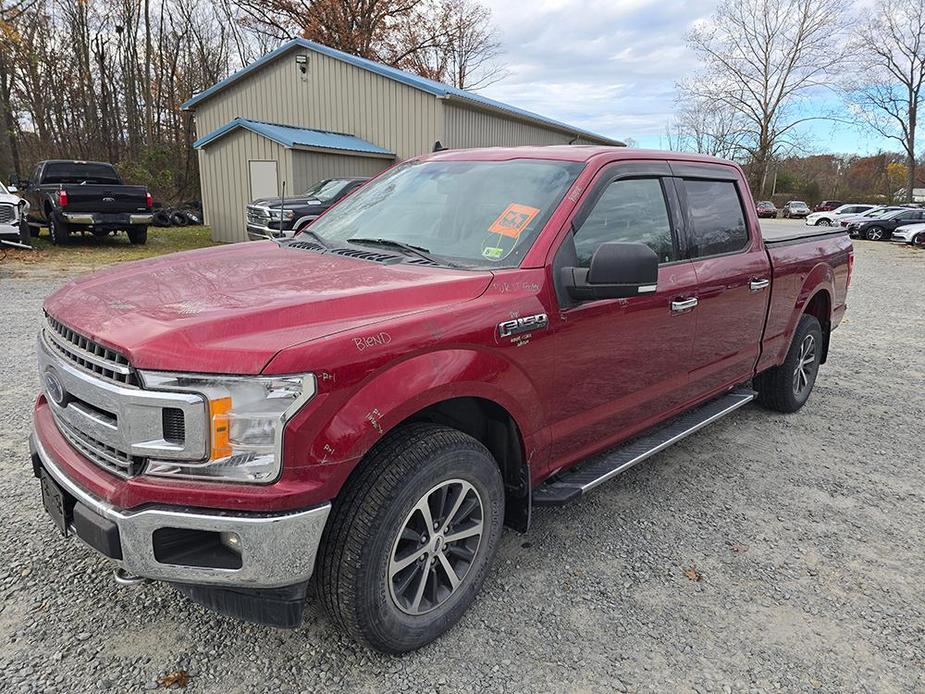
[755,314,823,413]
[866,226,886,241]
[914,231,925,247]
[815,218,831,226]
[18,217,31,247]
[315,423,505,654]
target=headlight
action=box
[269,209,295,221]
[138,371,316,483]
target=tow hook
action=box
[113,567,149,587]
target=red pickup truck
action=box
[30,147,852,653]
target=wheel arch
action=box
[802,287,832,363]
[300,349,545,532]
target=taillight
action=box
[145,192,153,209]
[847,250,854,289]
[57,189,68,207]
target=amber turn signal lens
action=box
[209,396,232,459]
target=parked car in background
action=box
[16,160,153,245]
[246,177,368,240]
[30,147,852,654]
[840,206,908,230]
[851,207,925,240]
[781,201,811,218]
[0,179,30,247]
[813,200,844,212]
[891,222,925,245]
[756,201,777,218]
[804,204,875,227]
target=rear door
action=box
[546,161,700,464]
[673,165,771,397]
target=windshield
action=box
[302,179,356,202]
[305,159,585,268]
[0,181,7,195]
[42,162,121,185]
[791,201,808,208]
[880,208,908,219]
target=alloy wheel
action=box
[388,479,484,616]
[793,334,817,396]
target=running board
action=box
[533,388,756,506]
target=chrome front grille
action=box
[247,206,270,226]
[37,322,209,479]
[54,412,144,478]
[44,314,138,387]
[0,204,15,225]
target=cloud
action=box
[479,0,716,142]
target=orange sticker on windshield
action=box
[488,203,540,238]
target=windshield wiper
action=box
[347,237,459,267]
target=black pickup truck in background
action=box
[14,160,153,245]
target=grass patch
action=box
[0,225,220,271]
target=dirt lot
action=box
[0,233,922,693]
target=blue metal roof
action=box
[192,118,395,157]
[182,39,622,146]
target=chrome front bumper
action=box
[32,432,331,588]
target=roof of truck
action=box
[422,146,741,167]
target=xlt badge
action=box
[497,313,549,339]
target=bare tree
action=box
[398,0,506,90]
[667,95,749,159]
[845,0,925,202]
[682,0,852,195]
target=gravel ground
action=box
[1,235,923,693]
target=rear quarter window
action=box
[683,180,749,257]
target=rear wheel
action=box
[127,225,147,245]
[866,226,886,241]
[815,218,832,226]
[48,214,70,245]
[315,423,505,654]
[755,314,823,413]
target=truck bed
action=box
[760,222,849,245]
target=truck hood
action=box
[44,241,492,374]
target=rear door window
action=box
[682,180,749,257]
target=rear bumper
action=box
[30,429,331,589]
[62,212,153,227]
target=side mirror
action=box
[9,173,19,188]
[561,241,659,301]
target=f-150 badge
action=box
[497,313,549,339]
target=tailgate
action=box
[62,185,149,214]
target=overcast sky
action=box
[479,0,889,155]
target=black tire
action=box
[18,216,31,247]
[315,423,505,654]
[755,314,823,413]
[48,213,70,245]
[865,226,886,241]
[127,225,148,245]
[152,211,172,227]
[815,218,831,226]
[914,231,925,248]
[170,211,189,226]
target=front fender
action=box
[320,348,542,463]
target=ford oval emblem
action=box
[44,369,66,406]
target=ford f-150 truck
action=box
[29,147,852,654]
[16,160,153,245]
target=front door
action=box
[546,165,699,469]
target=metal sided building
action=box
[182,39,623,242]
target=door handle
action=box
[749,278,770,291]
[671,297,698,313]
